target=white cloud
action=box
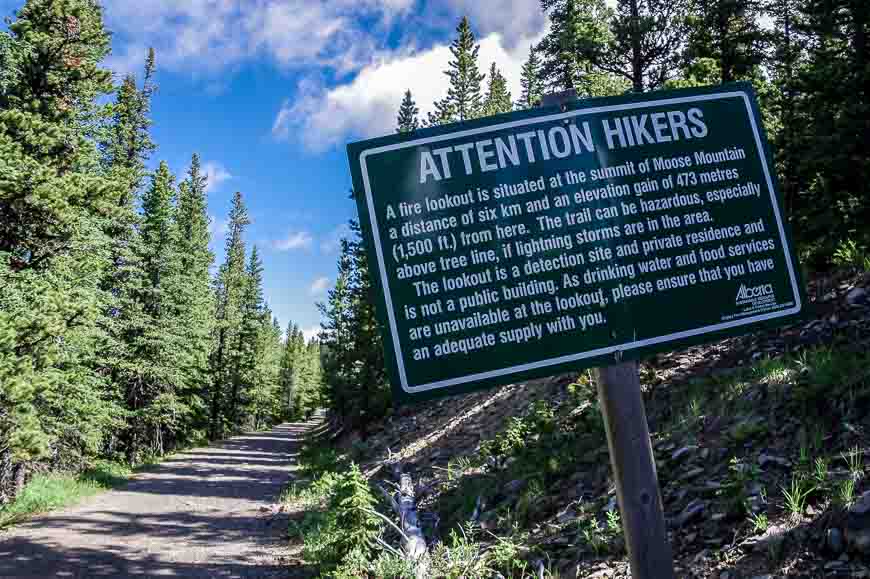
[202,161,232,193]
[275,30,545,151]
[301,325,322,343]
[437,0,546,48]
[309,276,331,296]
[101,0,416,76]
[273,231,314,251]
[320,223,353,254]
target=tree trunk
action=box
[211,327,226,439]
[782,0,796,220]
[14,463,27,496]
[630,0,644,92]
[383,460,428,578]
[851,0,869,137]
[718,0,732,83]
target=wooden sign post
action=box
[542,90,675,578]
[596,361,675,577]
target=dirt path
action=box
[0,422,316,578]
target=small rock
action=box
[680,467,705,481]
[556,508,576,524]
[671,445,698,462]
[719,572,732,579]
[847,287,868,306]
[754,525,789,559]
[674,499,706,528]
[504,479,526,494]
[827,527,845,555]
[847,491,870,554]
[759,453,791,468]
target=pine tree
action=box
[786,0,870,254]
[319,243,355,421]
[232,246,265,428]
[602,0,689,92]
[429,17,485,125]
[0,0,115,269]
[538,0,613,94]
[516,46,544,109]
[543,0,687,93]
[0,0,119,489]
[243,306,282,430]
[170,154,215,438]
[140,163,176,297]
[482,63,513,116]
[685,0,768,84]
[319,221,390,434]
[278,322,301,418]
[765,0,806,219]
[302,340,323,419]
[210,192,250,438]
[396,90,420,133]
[130,161,186,457]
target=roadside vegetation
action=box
[287,289,870,577]
[0,460,132,528]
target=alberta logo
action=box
[736,283,774,304]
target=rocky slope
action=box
[336,270,870,578]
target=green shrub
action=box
[301,463,382,574]
[298,442,347,478]
[367,552,416,579]
[833,239,870,272]
[719,457,761,517]
[429,524,492,578]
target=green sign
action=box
[347,83,804,402]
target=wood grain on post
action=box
[594,361,675,579]
[539,90,675,578]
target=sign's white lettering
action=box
[419,107,709,184]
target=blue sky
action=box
[2,0,552,339]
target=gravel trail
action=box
[0,422,314,578]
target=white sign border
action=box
[358,90,802,394]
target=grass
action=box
[842,445,864,479]
[781,476,814,520]
[749,512,770,533]
[0,460,132,528]
[836,478,856,509]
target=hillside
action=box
[284,269,870,577]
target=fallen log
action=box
[383,450,429,578]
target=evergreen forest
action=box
[0,0,322,503]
